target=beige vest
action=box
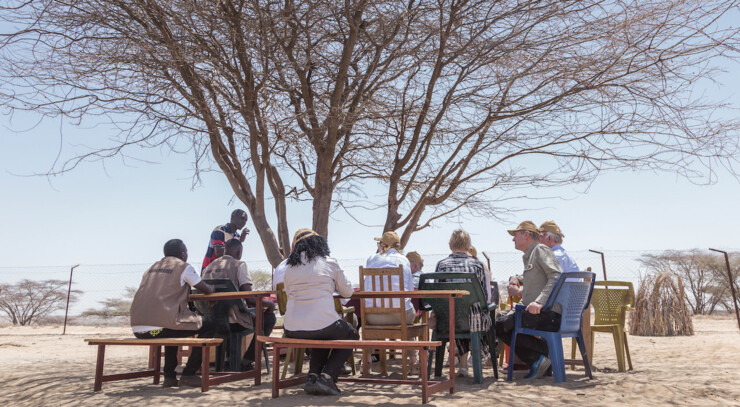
[130,257,202,331]
[201,256,253,331]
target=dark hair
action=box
[225,238,242,252]
[286,235,330,266]
[163,239,186,257]
[231,209,247,220]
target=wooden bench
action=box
[258,336,444,404]
[84,337,257,392]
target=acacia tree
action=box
[0,279,80,325]
[1,1,739,264]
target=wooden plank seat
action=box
[84,337,258,392]
[258,336,444,404]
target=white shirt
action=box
[364,249,414,311]
[132,264,201,333]
[283,255,354,331]
[272,258,289,290]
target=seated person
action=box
[434,230,491,378]
[364,231,416,325]
[202,238,276,371]
[283,229,358,396]
[130,239,215,388]
[495,221,562,379]
[406,251,425,289]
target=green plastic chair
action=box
[419,272,498,384]
[577,281,634,372]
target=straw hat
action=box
[539,220,564,238]
[406,251,424,266]
[374,231,401,247]
[507,221,540,236]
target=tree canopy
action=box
[2,0,739,265]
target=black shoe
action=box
[304,373,319,395]
[178,375,202,387]
[370,354,380,363]
[314,373,341,396]
[241,358,255,372]
[162,376,178,388]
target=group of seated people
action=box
[130,211,579,394]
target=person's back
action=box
[364,231,415,323]
[201,253,253,331]
[284,254,353,331]
[130,239,215,388]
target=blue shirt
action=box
[552,245,579,273]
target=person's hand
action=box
[263,300,276,313]
[240,228,250,241]
[525,301,543,315]
[507,283,522,297]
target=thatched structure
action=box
[630,271,694,336]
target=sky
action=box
[0,23,739,283]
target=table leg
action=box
[421,348,429,404]
[94,344,105,391]
[255,295,263,386]
[201,344,210,392]
[448,296,455,394]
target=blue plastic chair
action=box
[507,271,595,383]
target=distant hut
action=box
[630,271,694,336]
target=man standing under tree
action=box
[202,209,250,271]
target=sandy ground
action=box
[1,316,739,406]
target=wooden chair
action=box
[360,266,426,379]
[276,282,356,378]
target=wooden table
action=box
[189,290,276,385]
[336,290,469,397]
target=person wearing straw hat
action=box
[539,220,580,273]
[364,231,416,325]
[406,251,425,289]
[283,229,358,395]
[495,221,563,380]
[272,228,314,290]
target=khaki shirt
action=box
[519,243,563,312]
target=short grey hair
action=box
[544,231,562,244]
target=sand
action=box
[1,316,739,406]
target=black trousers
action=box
[495,310,561,366]
[134,320,217,378]
[285,319,359,380]
[230,310,277,361]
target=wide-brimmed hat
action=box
[374,231,401,247]
[539,220,564,238]
[507,221,540,236]
[292,228,318,246]
[406,251,423,266]
[467,245,478,258]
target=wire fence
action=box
[0,249,661,318]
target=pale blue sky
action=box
[1,59,739,273]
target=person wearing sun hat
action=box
[538,220,580,273]
[406,251,425,289]
[494,221,563,380]
[364,231,416,325]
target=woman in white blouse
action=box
[283,229,358,396]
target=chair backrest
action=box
[541,272,596,334]
[193,278,248,324]
[359,266,405,323]
[418,272,488,335]
[275,282,288,315]
[591,281,635,327]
